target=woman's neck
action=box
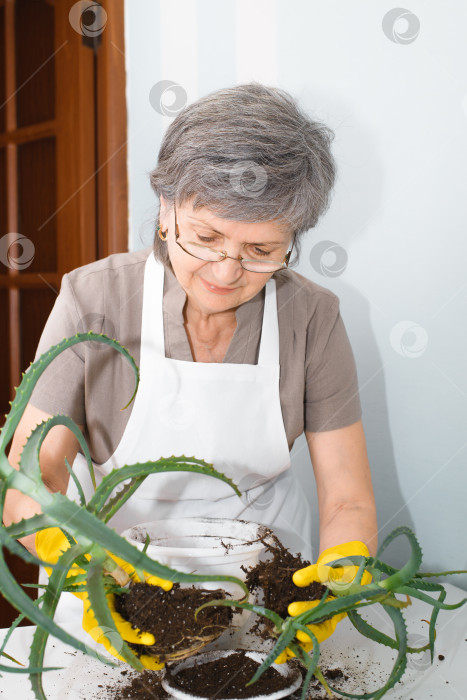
[183,300,237,362]
[183,301,237,336]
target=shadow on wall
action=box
[343,283,418,558]
[291,281,415,566]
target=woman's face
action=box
[160,197,293,317]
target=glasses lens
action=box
[241,260,285,273]
[183,241,223,262]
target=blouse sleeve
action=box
[29,273,86,426]
[304,297,362,432]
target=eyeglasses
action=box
[173,206,294,274]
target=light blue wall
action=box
[124,0,467,589]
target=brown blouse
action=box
[30,247,362,464]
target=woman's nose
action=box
[211,256,244,284]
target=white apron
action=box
[48,254,313,621]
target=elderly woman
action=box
[5,83,377,663]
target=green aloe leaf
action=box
[64,456,86,506]
[376,527,423,591]
[348,609,399,650]
[288,634,321,700]
[246,618,299,686]
[0,661,61,674]
[428,588,446,661]
[5,514,54,539]
[373,605,408,700]
[311,666,333,698]
[327,605,408,699]
[88,456,241,518]
[406,578,447,592]
[85,557,143,671]
[0,531,110,668]
[0,516,58,570]
[29,543,96,700]
[1,651,23,666]
[396,585,466,610]
[0,598,59,675]
[0,610,29,661]
[19,415,92,493]
[98,476,146,523]
[0,333,138,454]
[292,584,386,627]
[415,569,467,578]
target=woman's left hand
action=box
[274,540,371,664]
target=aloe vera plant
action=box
[197,525,467,699]
[0,332,248,699]
[1,333,466,700]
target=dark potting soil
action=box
[114,582,233,661]
[242,534,327,635]
[108,669,170,699]
[165,650,292,698]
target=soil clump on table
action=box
[114,582,233,662]
[242,533,327,636]
[106,669,169,699]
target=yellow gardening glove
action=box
[35,527,172,669]
[81,587,168,670]
[36,526,89,598]
[274,601,347,664]
[274,541,370,664]
[293,541,371,592]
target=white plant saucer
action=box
[161,649,303,700]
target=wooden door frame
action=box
[56,0,128,272]
[1,0,128,398]
[96,5,128,259]
[0,0,129,628]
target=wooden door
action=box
[0,0,128,627]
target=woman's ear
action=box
[159,195,171,231]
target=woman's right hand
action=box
[36,526,173,669]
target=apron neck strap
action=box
[142,254,166,362]
[257,277,279,366]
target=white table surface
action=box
[1,582,466,700]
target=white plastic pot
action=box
[121,517,274,651]
[121,517,273,596]
[161,649,302,700]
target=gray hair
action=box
[149,82,336,266]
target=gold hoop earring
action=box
[157,225,168,241]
